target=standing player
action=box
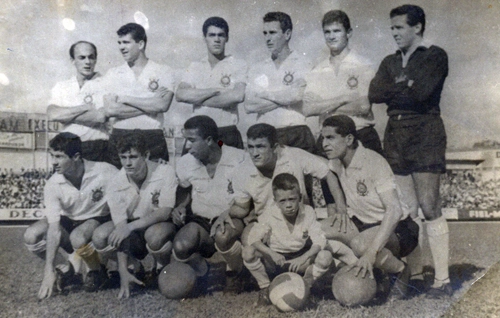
[242,173,333,305]
[245,12,315,153]
[303,10,382,154]
[320,115,419,300]
[211,123,348,292]
[47,41,110,162]
[172,115,246,285]
[176,17,247,149]
[23,132,118,299]
[103,23,174,168]
[368,5,451,297]
[91,133,177,298]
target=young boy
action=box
[242,173,335,306]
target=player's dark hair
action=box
[202,17,229,37]
[390,4,426,36]
[322,115,358,148]
[115,131,148,156]
[117,23,148,49]
[69,41,97,60]
[49,132,82,158]
[272,173,300,194]
[263,12,293,33]
[247,123,278,147]
[184,115,219,141]
[322,10,351,31]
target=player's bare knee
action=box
[214,227,240,251]
[242,245,257,263]
[349,236,367,258]
[24,225,42,245]
[173,234,198,260]
[145,223,176,250]
[315,250,333,270]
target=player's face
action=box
[263,21,290,56]
[323,22,351,55]
[183,128,211,162]
[50,150,77,175]
[205,26,227,56]
[72,43,97,79]
[247,137,277,169]
[274,188,301,219]
[117,33,143,63]
[119,148,148,178]
[321,126,349,160]
[390,14,420,52]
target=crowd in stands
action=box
[440,170,500,210]
[0,168,51,209]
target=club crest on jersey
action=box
[356,180,368,196]
[302,230,309,239]
[227,179,234,194]
[91,187,104,202]
[148,78,159,92]
[83,93,93,104]
[347,75,358,90]
[220,74,231,87]
[282,71,294,85]
[151,190,160,207]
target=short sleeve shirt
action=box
[181,56,247,127]
[49,73,109,141]
[247,51,311,128]
[232,146,330,215]
[176,146,246,220]
[103,60,174,130]
[248,203,326,253]
[305,51,375,130]
[44,160,118,223]
[328,144,403,224]
[107,161,177,225]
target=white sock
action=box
[244,259,270,289]
[426,216,450,285]
[216,241,243,273]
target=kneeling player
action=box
[91,133,177,298]
[23,132,118,299]
[171,115,246,287]
[242,173,334,306]
[320,115,419,299]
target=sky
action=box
[1,0,499,149]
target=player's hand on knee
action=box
[331,212,353,233]
[210,210,233,237]
[286,256,308,273]
[270,251,286,267]
[109,224,131,248]
[172,207,186,227]
[38,270,56,299]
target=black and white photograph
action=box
[1,0,500,317]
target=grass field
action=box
[1,222,500,318]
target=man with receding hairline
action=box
[47,41,110,163]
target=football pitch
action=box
[1,222,499,318]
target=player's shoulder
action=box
[224,55,248,68]
[345,51,373,68]
[222,145,246,164]
[148,160,176,178]
[426,45,448,59]
[175,153,200,173]
[86,160,119,176]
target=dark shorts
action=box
[60,214,111,235]
[180,214,216,259]
[119,227,149,260]
[81,139,110,164]
[109,129,169,169]
[384,114,446,175]
[351,216,419,258]
[264,238,313,275]
[277,125,316,154]
[218,125,244,149]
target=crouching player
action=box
[91,133,177,298]
[320,115,419,299]
[242,173,335,306]
[24,132,118,299]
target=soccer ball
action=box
[158,262,197,299]
[332,266,377,307]
[269,272,310,312]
